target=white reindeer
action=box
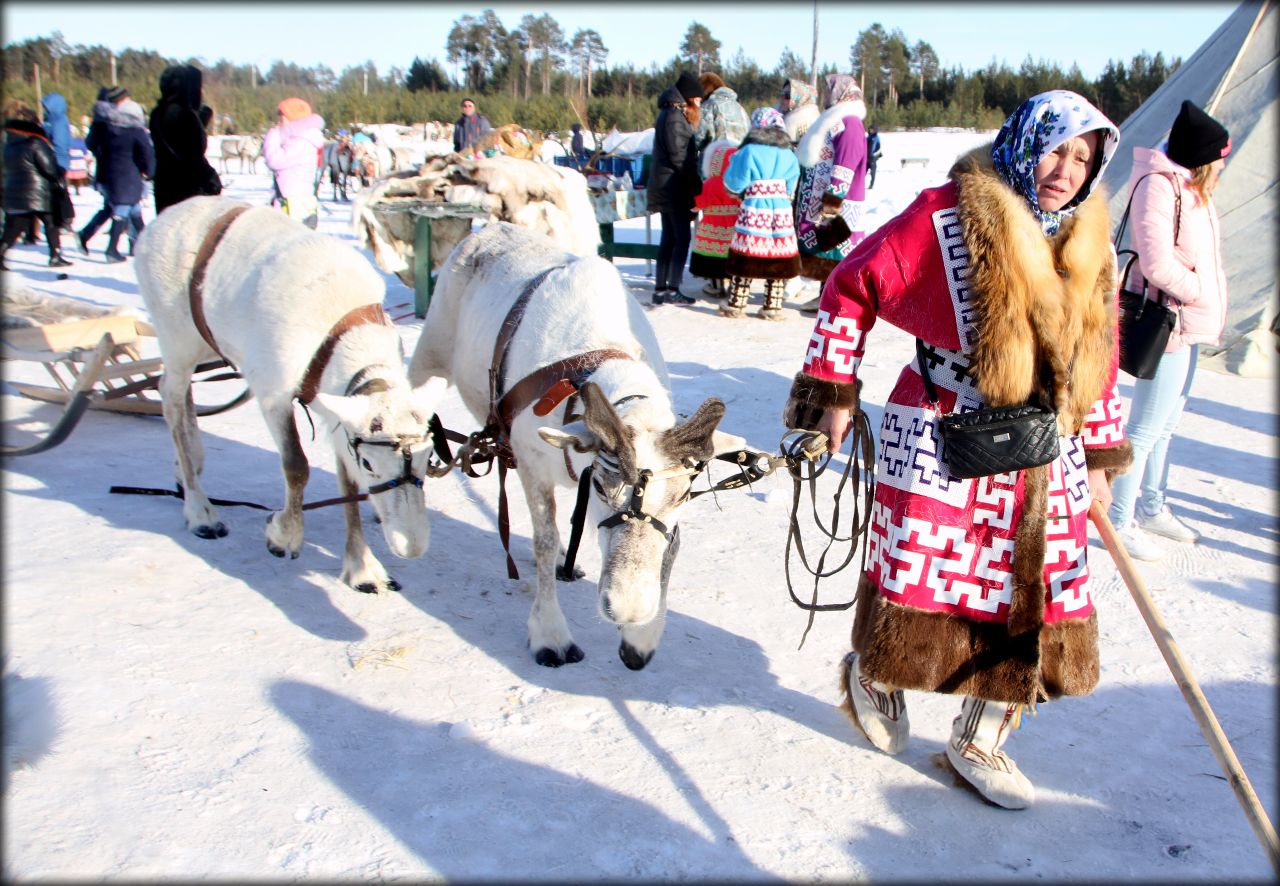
[134,196,447,593]
[409,223,741,668]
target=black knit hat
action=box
[105,85,129,103]
[1167,100,1231,169]
[675,72,702,102]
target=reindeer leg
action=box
[335,457,397,594]
[618,525,679,670]
[519,470,584,666]
[261,402,309,559]
[160,357,226,538]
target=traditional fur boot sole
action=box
[757,308,786,321]
[718,305,746,319]
[839,653,909,755]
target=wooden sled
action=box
[2,314,251,456]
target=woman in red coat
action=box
[783,91,1130,809]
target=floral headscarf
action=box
[751,107,786,131]
[824,74,863,109]
[991,89,1119,235]
[779,78,817,113]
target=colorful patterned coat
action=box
[690,140,739,281]
[784,149,1132,705]
[794,99,869,282]
[722,126,800,280]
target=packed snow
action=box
[3,129,1276,881]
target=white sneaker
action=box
[1116,523,1163,562]
[1137,504,1199,543]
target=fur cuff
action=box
[813,215,852,252]
[1085,441,1134,480]
[783,372,861,430]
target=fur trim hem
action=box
[1085,440,1133,478]
[799,253,840,282]
[783,372,860,429]
[812,215,851,253]
[727,251,799,280]
[851,574,1099,704]
[689,252,728,279]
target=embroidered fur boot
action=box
[719,277,750,318]
[758,280,786,321]
[839,652,909,755]
[945,697,1035,809]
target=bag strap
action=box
[1114,171,1182,248]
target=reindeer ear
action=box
[661,397,727,462]
[312,392,369,431]
[539,421,599,452]
[411,375,449,414]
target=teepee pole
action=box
[1207,0,1271,115]
[1090,503,1280,876]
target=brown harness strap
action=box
[497,348,634,432]
[296,303,392,404]
[487,264,564,437]
[188,205,251,366]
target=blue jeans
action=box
[1108,344,1197,528]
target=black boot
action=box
[104,218,128,263]
[49,251,73,268]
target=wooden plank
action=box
[1,315,143,353]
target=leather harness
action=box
[185,204,393,405]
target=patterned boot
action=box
[719,277,750,318]
[839,652,909,755]
[758,280,787,321]
[945,697,1036,809]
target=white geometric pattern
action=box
[931,207,981,354]
[804,311,863,377]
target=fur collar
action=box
[739,126,793,150]
[795,99,866,166]
[949,146,1116,432]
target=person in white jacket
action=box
[1109,100,1231,560]
[262,97,325,229]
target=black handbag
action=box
[1114,173,1182,380]
[916,339,1059,480]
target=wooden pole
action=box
[1207,0,1270,116]
[34,64,43,121]
[810,0,819,91]
[109,52,117,86]
[1089,502,1280,876]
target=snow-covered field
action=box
[2,130,1276,881]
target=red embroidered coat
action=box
[788,150,1131,704]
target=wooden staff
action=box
[1089,502,1280,876]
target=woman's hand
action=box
[1088,467,1111,513]
[818,407,852,454]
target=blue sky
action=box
[5,1,1236,81]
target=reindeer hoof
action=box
[354,582,380,594]
[555,563,586,582]
[194,522,228,540]
[267,542,287,558]
[534,644,585,667]
[385,577,402,593]
[619,642,654,671]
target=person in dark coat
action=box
[647,71,704,305]
[1,103,72,268]
[452,97,491,155]
[78,85,127,253]
[149,64,221,213]
[80,98,155,261]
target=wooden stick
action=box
[1089,502,1280,876]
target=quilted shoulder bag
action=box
[916,339,1059,480]
[1114,173,1182,380]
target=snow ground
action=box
[2,129,1276,882]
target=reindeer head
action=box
[313,375,448,559]
[539,383,741,634]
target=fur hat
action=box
[1166,100,1231,170]
[105,85,129,103]
[699,72,725,97]
[277,97,312,122]
[675,72,702,102]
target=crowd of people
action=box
[1,65,1235,812]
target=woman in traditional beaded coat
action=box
[689,139,739,297]
[782,90,1132,810]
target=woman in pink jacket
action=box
[263,97,325,229]
[1108,101,1230,561]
